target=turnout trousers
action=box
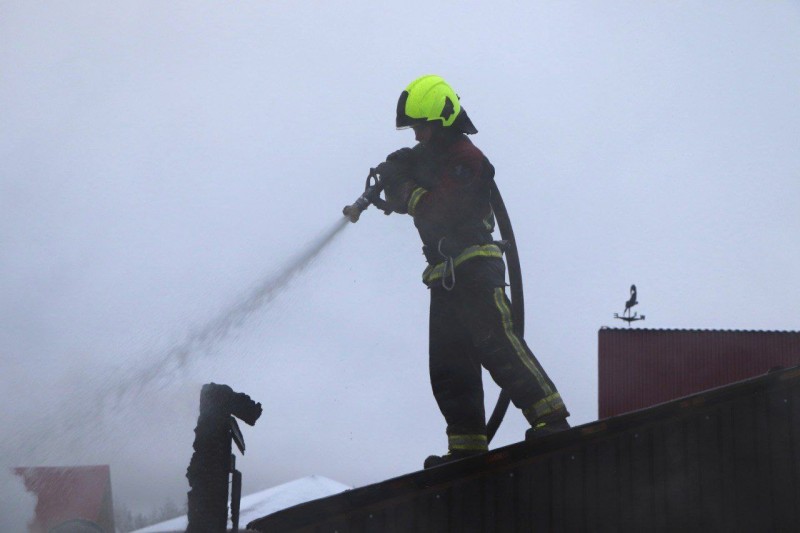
[428,260,569,452]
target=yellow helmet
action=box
[396,75,477,133]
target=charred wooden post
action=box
[186,383,262,532]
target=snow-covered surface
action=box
[132,475,351,532]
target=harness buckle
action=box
[437,237,456,291]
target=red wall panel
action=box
[598,328,800,418]
[14,465,115,533]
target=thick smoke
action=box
[0,218,349,525]
[0,473,36,532]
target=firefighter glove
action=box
[386,147,416,164]
[376,159,416,215]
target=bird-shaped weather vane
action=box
[614,284,646,326]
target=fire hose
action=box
[342,168,523,444]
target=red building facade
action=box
[598,328,800,418]
[14,465,115,533]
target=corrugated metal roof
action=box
[249,365,800,532]
[598,328,800,418]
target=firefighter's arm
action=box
[376,149,417,214]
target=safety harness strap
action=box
[422,243,504,285]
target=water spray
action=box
[120,217,350,397]
[1,217,351,464]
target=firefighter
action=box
[376,75,571,468]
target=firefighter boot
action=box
[423,449,484,469]
[525,419,571,441]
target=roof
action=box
[132,476,351,532]
[248,365,800,531]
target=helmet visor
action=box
[396,91,427,129]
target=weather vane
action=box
[614,284,645,326]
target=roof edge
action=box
[599,327,800,334]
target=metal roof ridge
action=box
[599,327,800,333]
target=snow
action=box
[132,475,351,532]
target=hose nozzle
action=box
[342,198,368,223]
[342,168,390,223]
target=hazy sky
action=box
[2,1,799,528]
